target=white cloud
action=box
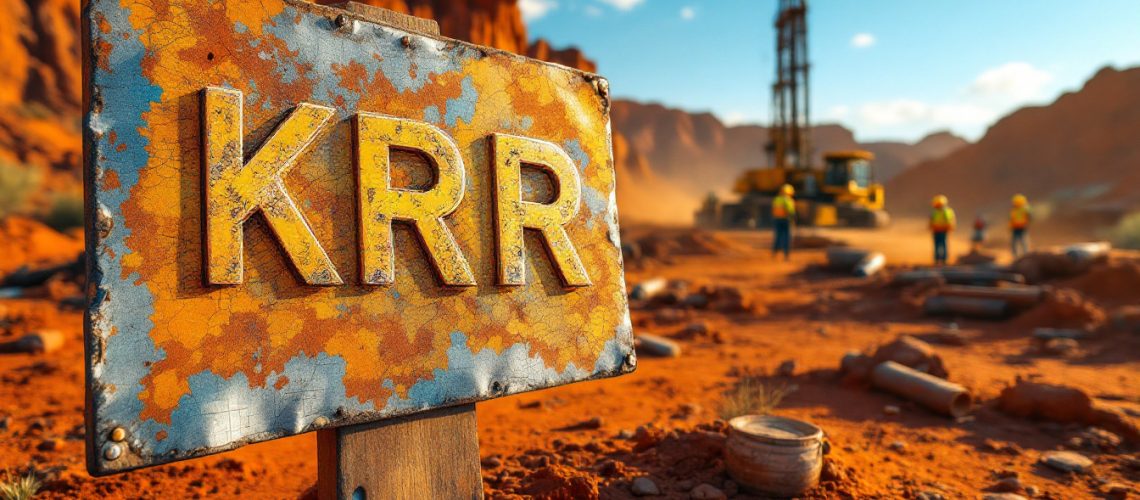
[827,105,851,120]
[520,0,558,21]
[680,6,696,20]
[832,62,1055,141]
[856,100,995,128]
[851,33,876,49]
[722,111,755,127]
[598,0,645,11]
[968,61,1053,99]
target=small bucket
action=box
[726,415,826,497]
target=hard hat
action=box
[780,184,795,196]
[1012,194,1027,207]
[932,195,948,207]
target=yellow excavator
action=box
[697,0,889,229]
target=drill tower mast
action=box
[768,0,811,170]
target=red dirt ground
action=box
[1,225,1137,499]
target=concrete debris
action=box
[688,483,726,500]
[635,333,682,358]
[1041,337,1078,356]
[630,476,659,496]
[0,330,65,355]
[1039,450,1093,473]
[776,359,796,377]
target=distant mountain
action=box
[862,131,969,183]
[609,100,969,221]
[888,66,1140,223]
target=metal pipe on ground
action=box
[634,333,681,358]
[937,268,1026,286]
[870,361,972,418]
[826,247,870,271]
[1033,328,1089,341]
[0,330,65,355]
[937,284,1045,307]
[629,277,667,301]
[923,296,1010,319]
[1064,242,1111,265]
[855,252,885,277]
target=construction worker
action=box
[1010,194,1032,258]
[772,184,795,260]
[971,213,987,253]
[929,195,956,265]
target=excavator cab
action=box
[823,150,875,190]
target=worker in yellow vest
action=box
[929,195,956,265]
[772,184,796,260]
[1010,194,1032,258]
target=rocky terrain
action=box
[1,222,1138,498]
[889,66,1140,229]
[611,100,968,201]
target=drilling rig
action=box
[696,0,889,229]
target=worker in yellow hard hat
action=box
[1009,194,1032,258]
[771,184,796,260]
[929,195,956,265]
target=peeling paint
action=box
[84,0,632,475]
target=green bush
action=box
[42,192,85,232]
[0,161,42,218]
[1107,212,1140,250]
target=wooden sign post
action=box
[82,1,634,496]
[312,7,481,498]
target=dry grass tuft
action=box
[718,376,788,420]
[0,469,41,500]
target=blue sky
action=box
[523,0,1140,142]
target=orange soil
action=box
[1,227,1137,498]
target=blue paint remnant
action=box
[153,353,373,453]
[562,139,607,223]
[234,21,248,33]
[443,76,477,127]
[423,105,441,124]
[562,139,590,174]
[383,332,629,412]
[87,2,633,469]
[264,7,466,112]
[86,0,164,447]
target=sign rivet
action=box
[103,443,122,461]
[110,427,127,442]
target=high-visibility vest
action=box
[772,195,795,219]
[930,207,956,233]
[1010,206,1030,229]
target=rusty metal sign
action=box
[83,0,633,475]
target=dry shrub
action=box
[1106,212,1140,250]
[0,161,42,219]
[41,192,84,232]
[719,377,787,420]
[0,469,41,500]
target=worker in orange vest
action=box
[929,195,956,265]
[1010,194,1032,258]
[772,184,795,260]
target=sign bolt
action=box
[103,443,122,461]
[110,427,127,442]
